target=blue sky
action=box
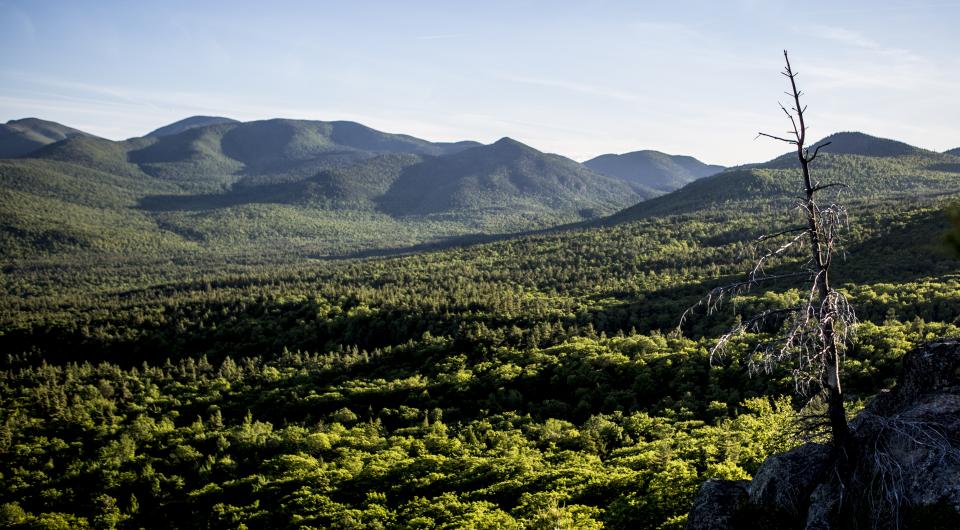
[1,0,957,165]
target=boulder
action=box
[749,443,831,519]
[686,479,749,530]
[685,339,960,529]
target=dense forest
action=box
[2,155,959,528]
[5,1,960,527]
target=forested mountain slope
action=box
[0,118,644,260]
[2,131,959,526]
[145,115,240,137]
[584,149,723,193]
[0,118,92,158]
[378,137,644,219]
[603,132,960,224]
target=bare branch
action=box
[805,141,832,162]
[757,226,809,242]
[749,231,809,282]
[757,132,798,144]
[779,102,801,141]
[810,183,847,193]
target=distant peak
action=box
[490,137,532,150]
[808,131,923,157]
[174,115,237,125]
[816,131,879,143]
[330,120,366,127]
[0,118,92,158]
[4,117,78,129]
[146,116,239,137]
[620,149,664,156]
[6,117,48,125]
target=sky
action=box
[1,0,957,166]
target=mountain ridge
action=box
[4,116,953,260]
[601,131,960,225]
[377,137,644,219]
[0,118,93,158]
[584,149,723,193]
[801,131,927,158]
[146,115,240,137]
[0,119,646,258]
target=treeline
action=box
[0,195,958,528]
[2,200,956,365]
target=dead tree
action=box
[686,50,857,448]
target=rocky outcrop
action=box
[748,443,831,519]
[687,339,960,530]
[687,480,749,530]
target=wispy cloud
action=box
[808,24,926,64]
[416,33,462,40]
[799,25,945,91]
[0,71,487,144]
[806,1,960,16]
[498,74,646,104]
[810,25,879,48]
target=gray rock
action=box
[749,443,831,517]
[895,339,960,399]
[686,479,750,530]
[809,339,960,527]
[843,398,960,525]
[803,482,841,530]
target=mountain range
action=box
[0,116,721,258]
[1,117,957,260]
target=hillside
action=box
[124,118,484,190]
[4,124,957,261]
[603,132,960,224]
[3,117,960,529]
[945,147,960,156]
[805,131,925,157]
[137,153,426,212]
[2,166,958,528]
[0,118,92,158]
[378,137,645,221]
[145,115,240,137]
[584,149,723,193]
[0,119,639,259]
[137,138,643,244]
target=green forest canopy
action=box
[1,127,960,528]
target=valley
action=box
[1,117,959,528]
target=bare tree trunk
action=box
[785,52,850,447]
[695,50,854,448]
[685,49,864,524]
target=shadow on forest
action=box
[310,231,531,260]
[926,163,960,173]
[5,197,956,380]
[137,180,309,211]
[580,207,958,342]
